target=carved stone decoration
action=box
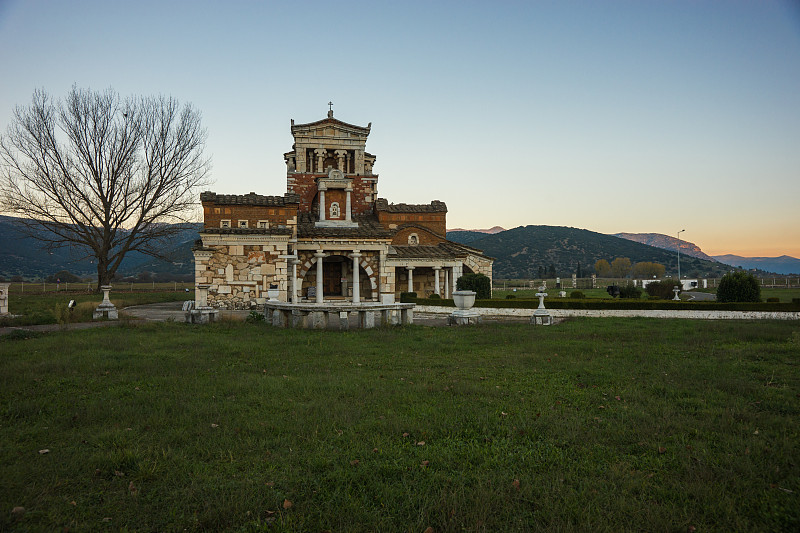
[328,168,344,180]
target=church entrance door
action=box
[323,260,342,297]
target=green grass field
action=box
[1,286,193,326]
[1,319,798,531]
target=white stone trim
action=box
[413,306,800,321]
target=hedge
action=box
[406,297,800,312]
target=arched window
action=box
[329,202,340,218]
[408,233,419,246]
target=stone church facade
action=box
[193,110,493,309]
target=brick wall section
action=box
[326,189,345,219]
[392,226,445,246]
[378,212,446,236]
[202,203,298,229]
[287,173,376,215]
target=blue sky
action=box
[1,0,798,257]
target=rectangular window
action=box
[257,220,269,229]
[220,220,231,228]
[238,220,249,228]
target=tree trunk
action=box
[96,259,111,291]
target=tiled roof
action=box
[200,227,294,236]
[375,198,447,213]
[296,213,393,239]
[391,241,493,260]
[200,191,300,206]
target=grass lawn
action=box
[0,289,194,326]
[1,319,798,531]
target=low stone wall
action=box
[414,305,800,321]
[264,302,415,329]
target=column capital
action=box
[406,266,415,271]
[351,252,362,258]
[314,250,326,258]
[432,266,442,270]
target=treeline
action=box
[594,258,666,279]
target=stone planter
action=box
[267,288,280,302]
[452,290,476,310]
[450,290,480,326]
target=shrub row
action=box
[408,297,800,312]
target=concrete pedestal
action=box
[449,309,482,326]
[93,286,118,320]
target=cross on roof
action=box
[328,101,333,111]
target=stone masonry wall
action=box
[197,241,289,309]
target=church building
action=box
[193,109,493,309]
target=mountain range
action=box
[1,214,795,281]
[711,255,800,276]
[0,215,199,281]
[447,226,730,279]
[613,233,715,261]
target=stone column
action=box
[195,285,209,307]
[318,186,326,221]
[335,149,346,171]
[345,152,351,173]
[355,149,364,174]
[315,250,325,304]
[406,266,414,293]
[433,266,441,296]
[345,186,353,222]
[290,258,298,303]
[351,251,362,304]
[452,265,462,295]
[315,148,326,173]
[444,269,450,299]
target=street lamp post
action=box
[677,229,685,283]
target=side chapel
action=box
[193,109,493,308]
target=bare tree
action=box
[0,86,210,288]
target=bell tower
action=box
[283,106,379,219]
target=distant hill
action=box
[614,232,716,261]
[713,254,800,275]
[447,226,506,234]
[445,230,490,245]
[0,215,199,281]
[449,225,729,279]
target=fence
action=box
[493,277,800,291]
[5,281,195,294]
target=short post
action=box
[0,282,10,315]
[531,286,552,326]
[673,286,681,301]
[93,285,118,320]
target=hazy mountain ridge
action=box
[613,232,715,261]
[447,226,506,234]
[712,254,800,275]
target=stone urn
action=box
[452,290,476,310]
[267,284,280,302]
[449,290,480,326]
